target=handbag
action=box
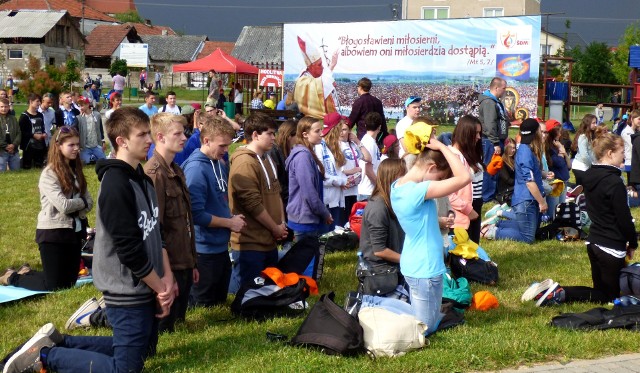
[358,266,400,296]
[358,307,427,357]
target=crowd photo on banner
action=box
[2,13,640,373]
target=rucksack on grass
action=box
[550,304,640,331]
[290,292,365,356]
[231,275,311,320]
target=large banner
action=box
[284,16,541,123]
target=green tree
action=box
[109,58,128,78]
[566,42,616,102]
[612,22,640,84]
[62,58,81,90]
[112,10,145,24]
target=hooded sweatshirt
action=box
[182,148,231,254]
[228,146,283,252]
[629,132,640,185]
[286,145,330,229]
[93,159,164,307]
[583,164,637,251]
[478,90,508,145]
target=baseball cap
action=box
[545,119,561,133]
[181,105,195,115]
[404,96,421,108]
[382,134,398,154]
[322,112,349,136]
[191,103,201,110]
[403,121,438,154]
[623,114,629,120]
[520,118,539,145]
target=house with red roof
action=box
[85,24,143,68]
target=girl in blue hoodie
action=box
[286,116,332,240]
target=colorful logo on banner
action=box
[496,26,533,53]
[496,54,531,80]
[258,69,284,88]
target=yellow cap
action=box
[403,121,437,155]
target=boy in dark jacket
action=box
[3,107,176,373]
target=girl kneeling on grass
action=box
[390,120,471,334]
[0,126,92,290]
[482,119,547,244]
[523,128,637,306]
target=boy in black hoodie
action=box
[4,107,176,373]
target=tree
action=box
[13,56,64,97]
[62,58,81,90]
[113,10,145,24]
[109,58,128,78]
[612,22,640,85]
[566,42,616,102]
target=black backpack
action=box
[550,305,640,331]
[290,292,365,356]
[536,202,585,240]
[620,263,640,296]
[448,254,499,285]
[230,276,309,320]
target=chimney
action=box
[145,19,152,27]
[161,30,168,36]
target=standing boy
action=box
[0,97,20,171]
[144,113,197,332]
[357,112,382,201]
[228,113,287,293]
[3,107,176,373]
[183,116,245,305]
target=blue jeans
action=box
[495,200,539,243]
[0,151,20,171]
[481,138,500,202]
[80,146,106,164]
[46,301,158,373]
[229,249,278,294]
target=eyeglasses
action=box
[55,126,74,142]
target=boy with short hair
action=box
[357,112,383,201]
[183,115,245,305]
[3,106,176,373]
[158,91,181,114]
[0,97,20,171]
[228,112,287,293]
[144,113,197,332]
[77,97,106,164]
[139,91,158,118]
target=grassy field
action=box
[1,156,640,372]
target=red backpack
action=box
[349,201,367,238]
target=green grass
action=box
[2,162,640,372]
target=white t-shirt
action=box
[621,125,634,166]
[339,140,364,197]
[395,115,413,158]
[159,104,181,114]
[358,134,381,197]
[234,89,243,104]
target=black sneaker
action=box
[343,291,363,318]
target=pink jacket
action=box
[447,146,473,229]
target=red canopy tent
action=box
[172,48,258,74]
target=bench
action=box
[249,109,298,122]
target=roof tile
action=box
[0,0,115,22]
[85,24,136,57]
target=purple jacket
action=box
[285,145,330,225]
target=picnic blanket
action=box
[0,276,93,304]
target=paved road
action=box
[498,353,640,372]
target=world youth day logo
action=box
[496,26,532,53]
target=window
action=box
[540,44,551,56]
[49,57,55,66]
[483,8,504,17]
[422,7,449,19]
[8,50,22,59]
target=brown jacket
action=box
[228,147,283,251]
[144,150,197,270]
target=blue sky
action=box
[136,0,640,46]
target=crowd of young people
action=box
[1,77,638,371]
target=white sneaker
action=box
[521,279,555,302]
[65,297,99,330]
[3,323,61,373]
